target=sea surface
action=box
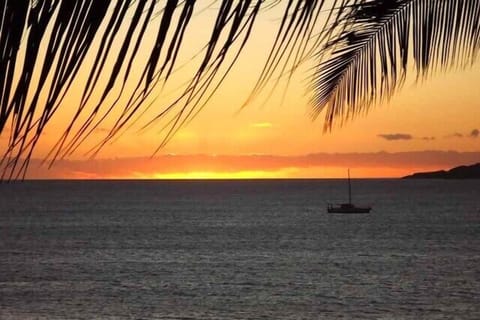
[0,179,479,319]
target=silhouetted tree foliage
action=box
[0,0,478,179]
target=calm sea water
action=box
[0,179,479,319]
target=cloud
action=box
[378,133,437,142]
[378,133,413,141]
[95,127,110,133]
[445,129,478,139]
[251,122,273,128]
[445,132,464,138]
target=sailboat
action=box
[327,169,372,214]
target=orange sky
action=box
[1,3,479,179]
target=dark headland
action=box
[403,163,480,179]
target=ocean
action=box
[0,179,479,319]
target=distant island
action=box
[403,163,480,179]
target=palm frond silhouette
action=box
[312,0,480,130]
[0,0,478,179]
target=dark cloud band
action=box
[378,133,413,141]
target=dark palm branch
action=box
[0,0,327,179]
[312,0,480,130]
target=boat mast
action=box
[348,169,352,204]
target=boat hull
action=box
[327,203,371,214]
[327,207,371,214]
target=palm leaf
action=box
[312,0,480,130]
[0,0,326,179]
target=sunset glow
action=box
[149,169,296,180]
[1,2,479,180]
[20,151,479,179]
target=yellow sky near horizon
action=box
[1,2,479,179]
